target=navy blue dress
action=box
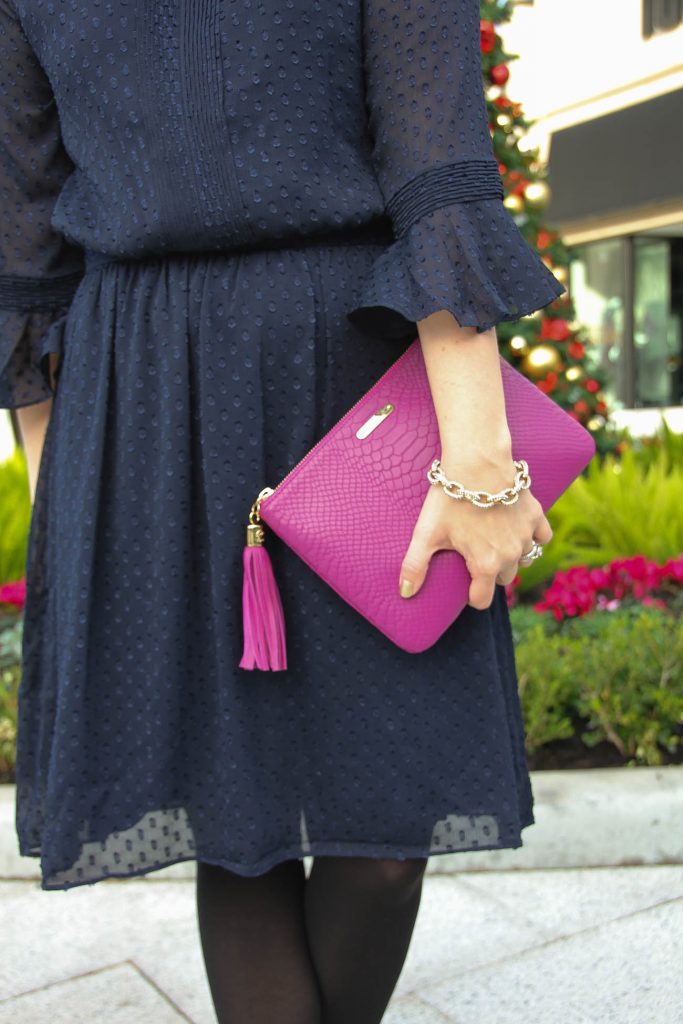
[0,0,565,890]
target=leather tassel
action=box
[239,493,287,671]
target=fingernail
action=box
[400,578,414,598]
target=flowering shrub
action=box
[529,554,683,622]
[0,577,25,611]
[0,613,22,780]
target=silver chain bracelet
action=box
[426,458,531,509]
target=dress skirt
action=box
[15,233,535,890]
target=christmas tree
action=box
[481,2,612,450]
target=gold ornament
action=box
[565,366,583,382]
[497,113,512,128]
[521,344,560,376]
[587,416,605,431]
[553,265,568,285]
[503,193,524,214]
[524,180,551,211]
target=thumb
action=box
[398,529,434,599]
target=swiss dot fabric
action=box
[0,0,548,891]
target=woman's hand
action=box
[405,310,554,608]
[398,454,553,610]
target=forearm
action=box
[416,310,514,486]
[15,397,52,505]
[14,352,58,505]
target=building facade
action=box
[506,0,683,434]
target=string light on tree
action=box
[509,335,529,356]
[503,193,524,214]
[523,180,551,211]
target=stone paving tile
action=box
[130,914,218,1024]
[419,895,683,1024]
[457,864,683,941]
[383,994,457,1023]
[2,870,681,1023]
[392,876,544,997]
[0,880,199,1003]
[0,963,188,1024]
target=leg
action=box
[303,855,429,1024]
[195,858,323,1024]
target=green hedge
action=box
[0,448,31,587]
[511,603,683,766]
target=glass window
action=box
[642,0,683,38]
[568,238,628,409]
[633,237,681,407]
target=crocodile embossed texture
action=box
[260,339,596,652]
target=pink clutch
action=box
[239,337,596,670]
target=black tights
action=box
[195,854,428,1024]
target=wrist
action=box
[437,442,516,492]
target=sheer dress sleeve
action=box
[0,0,84,408]
[348,0,567,340]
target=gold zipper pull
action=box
[355,402,395,440]
[246,487,275,546]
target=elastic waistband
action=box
[84,218,395,274]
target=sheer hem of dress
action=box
[18,801,536,891]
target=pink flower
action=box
[596,594,621,611]
[0,577,26,609]
[658,556,683,584]
[531,552,682,621]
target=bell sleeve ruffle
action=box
[0,272,82,408]
[347,164,567,341]
[353,0,566,341]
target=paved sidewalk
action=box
[0,864,681,1023]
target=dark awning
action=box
[546,88,683,224]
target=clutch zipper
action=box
[247,339,418,530]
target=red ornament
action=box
[574,399,589,415]
[536,229,553,250]
[490,63,510,87]
[537,372,558,394]
[585,379,600,394]
[568,341,585,360]
[596,401,608,414]
[480,20,497,54]
[540,318,571,342]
